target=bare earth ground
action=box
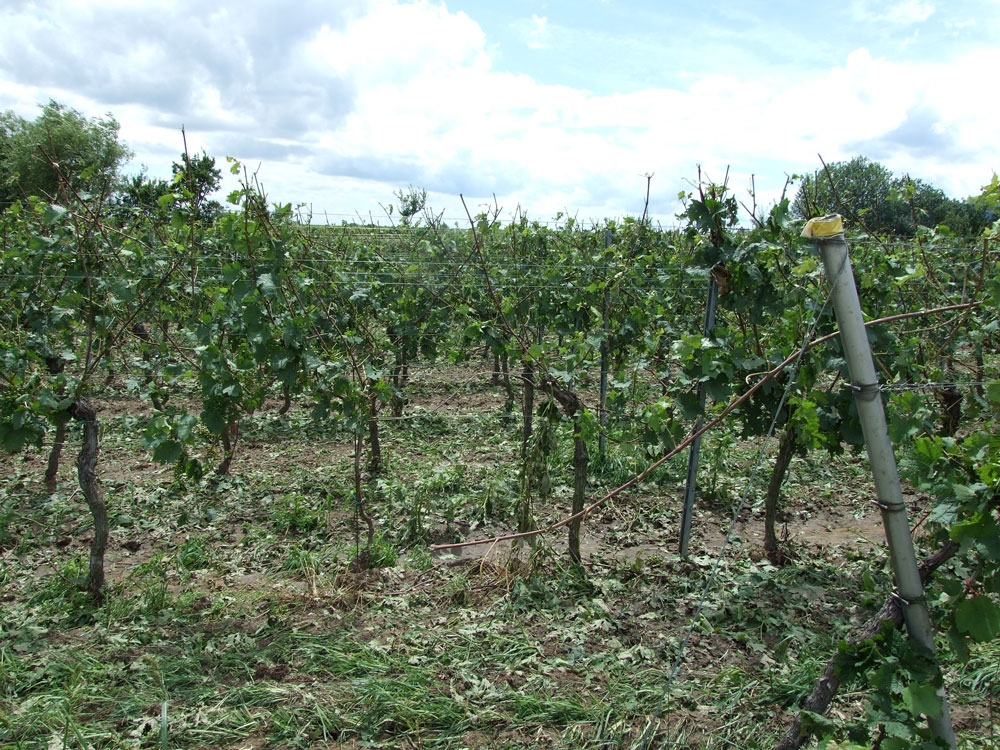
[1,365,994,749]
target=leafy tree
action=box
[172,150,223,223]
[0,100,130,208]
[112,168,174,222]
[113,151,224,225]
[957,172,1000,237]
[894,176,953,235]
[793,156,896,230]
[792,156,981,237]
[392,184,429,226]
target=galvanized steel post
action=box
[809,215,956,748]
[679,275,720,558]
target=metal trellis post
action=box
[810,214,956,749]
[599,228,613,462]
[679,274,720,558]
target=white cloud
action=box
[902,28,920,47]
[525,14,551,50]
[1,0,995,223]
[851,0,935,25]
[309,0,490,83]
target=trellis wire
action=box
[631,251,846,750]
[846,380,999,393]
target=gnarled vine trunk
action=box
[353,432,376,570]
[390,346,409,419]
[764,425,797,566]
[540,376,589,565]
[278,382,292,416]
[521,361,534,460]
[517,362,539,545]
[936,384,962,437]
[367,380,382,476]
[569,421,588,566]
[775,539,961,750]
[44,421,67,493]
[69,399,108,600]
[215,421,238,475]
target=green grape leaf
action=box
[201,407,229,436]
[946,626,970,663]
[986,381,1000,405]
[152,440,183,464]
[901,682,942,719]
[43,204,67,225]
[955,596,1000,642]
[258,273,278,298]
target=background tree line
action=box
[792,155,997,238]
[0,100,221,222]
[1,99,996,238]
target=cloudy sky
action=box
[1,0,998,224]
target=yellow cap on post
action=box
[801,214,843,238]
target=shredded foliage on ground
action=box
[1,373,996,749]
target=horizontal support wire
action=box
[844,380,998,393]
